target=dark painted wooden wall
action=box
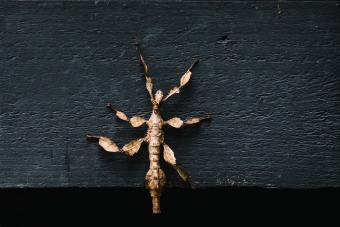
[0,0,339,189]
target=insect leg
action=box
[86,136,144,156]
[165,116,211,128]
[183,115,211,125]
[163,59,199,102]
[107,103,146,127]
[162,143,189,182]
[136,44,155,104]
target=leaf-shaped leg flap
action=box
[87,136,120,152]
[122,138,144,156]
[163,144,189,182]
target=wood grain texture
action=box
[0,1,339,188]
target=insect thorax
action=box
[146,112,164,146]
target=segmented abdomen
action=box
[146,145,166,190]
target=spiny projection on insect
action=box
[87,45,211,214]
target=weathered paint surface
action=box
[0,1,339,188]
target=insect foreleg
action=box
[163,59,199,102]
[136,44,155,104]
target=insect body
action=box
[87,46,210,213]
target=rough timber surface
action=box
[0,1,339,188]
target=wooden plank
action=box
[0,1,339,188]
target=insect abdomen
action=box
[145,144,166,213]
[146,145,166,189]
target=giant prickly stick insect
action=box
[87,46,210,214]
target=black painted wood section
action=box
[0,1,339,188]
[1,188,337,221]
